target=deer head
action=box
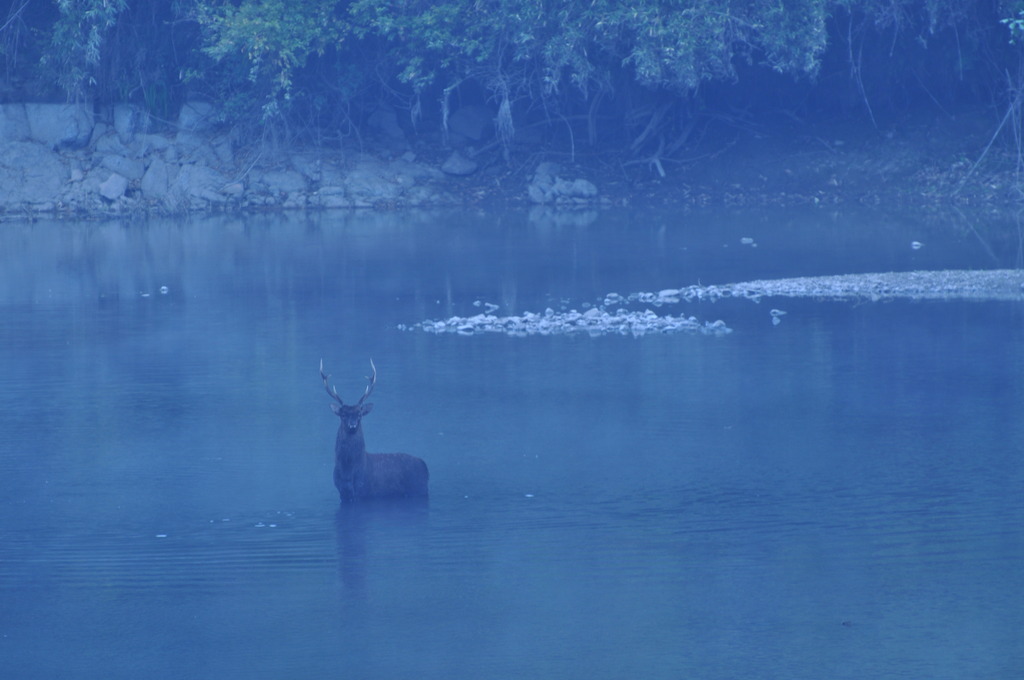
[320,359,376,434]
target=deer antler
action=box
[357,359,376,406]
[320,359,344,405]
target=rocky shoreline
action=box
[3,101,1022,219]
[0,102,613,219]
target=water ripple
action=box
[1,512,338,591]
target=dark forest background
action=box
[4,1,1024,164]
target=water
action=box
[1,208,1023,679]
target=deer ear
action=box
[330,402,343,416]
[361,403,373,416]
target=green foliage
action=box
[12,0,1018,147]
[1002,7,1024,43]
[46,0,128,100]
[349,0,520,90]
[350,0,834,101]
[198,0,344,120]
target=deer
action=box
[320,359,429,503]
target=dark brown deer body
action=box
[321,360,428,502]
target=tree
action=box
[7,0,1018,158]
[46,0,128,102]
[197,0,344,122]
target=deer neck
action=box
[335,427,367,471]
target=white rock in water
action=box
[656,289,680,304]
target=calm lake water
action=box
[2,207,1023,679]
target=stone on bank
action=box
[0,141,67,206]
[98,172,128,201]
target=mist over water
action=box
[2,208,1023,679]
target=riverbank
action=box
[1,102,1021,220]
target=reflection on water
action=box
[1,207,1023,680]
[334,501,430,600]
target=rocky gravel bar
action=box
[403,308,733,337]
[641,269,1024,304]
[408,270,1024,338]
